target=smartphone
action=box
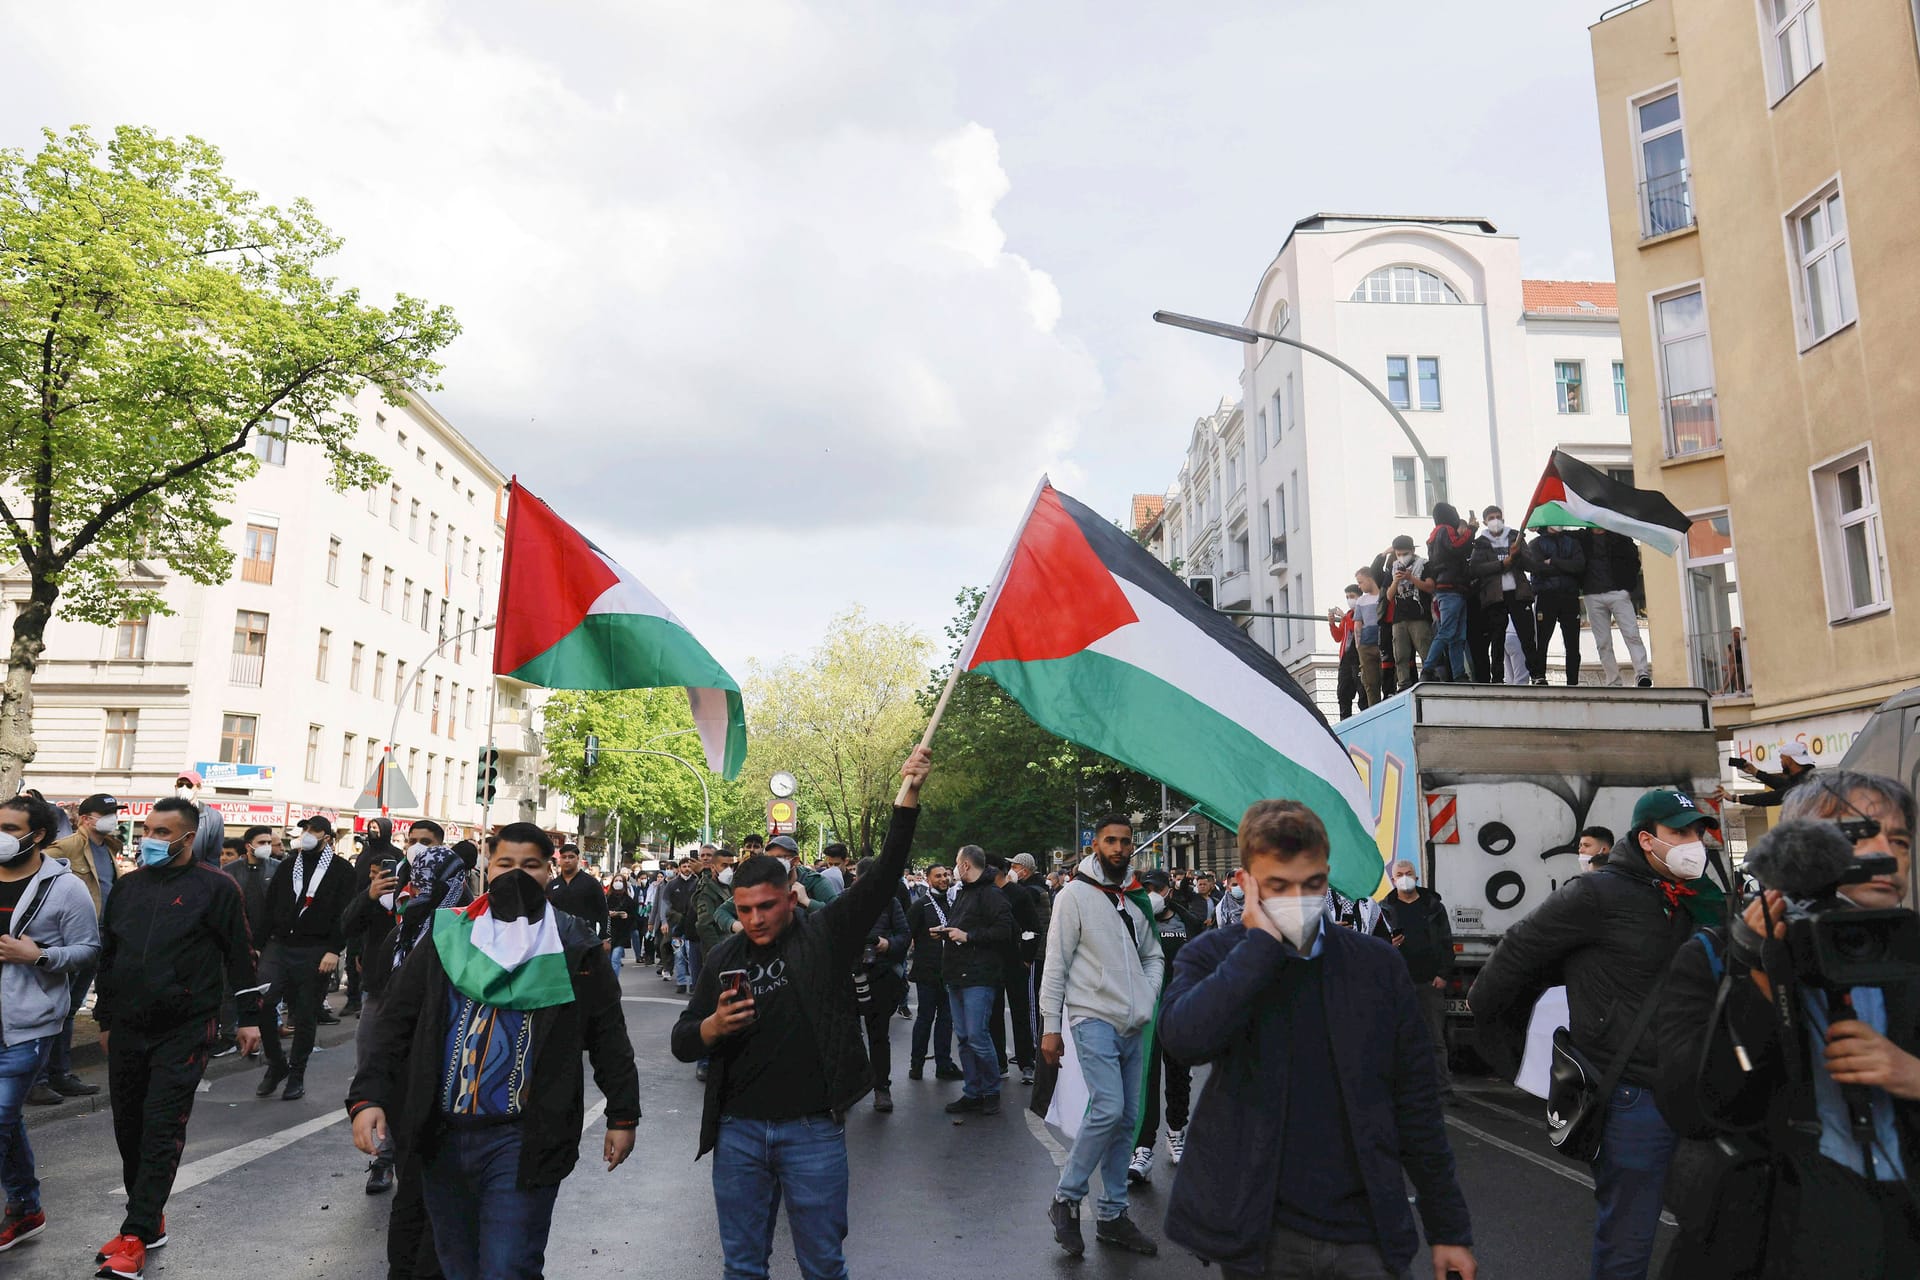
[719,968,749,1000]
[379,858,399,877]
[1727,755,1744,767]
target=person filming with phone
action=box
[672,746,931,1280]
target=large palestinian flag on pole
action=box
[1523,449,1691,556]
[493,480,747,779]
[960,480,1383,900]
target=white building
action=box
[9,386,571,840]
[1144,214,1631,714]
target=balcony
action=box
[230,651,265,687]
[1687,627,1749,699]
[1664,389,1720,457]
[1267,535,1290,575]
[240,556,275,585]
[1639,166,1694,239]
[1216,568,1253,611]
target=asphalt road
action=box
[14,968,1671,1278]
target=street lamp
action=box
[1152,310,1433,468]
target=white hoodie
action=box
[1037,855,1165,1037]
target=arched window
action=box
[1350,265,1463,304]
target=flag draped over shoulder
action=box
[432,896,573,1011]
[1522,449,1691,556]
[961,480,1383,901]
[493,480,747,779]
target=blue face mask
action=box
[138,836,176,868]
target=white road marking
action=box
[622,996,690,1006]
[1024,1109,1068,1168]
[111,1111,347,1197]
[1442,1114,1678,1227]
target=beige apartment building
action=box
[1590,0,1920,810]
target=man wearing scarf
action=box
[256,815,356,1102]
[348,822,638,1280]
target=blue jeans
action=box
[1425,592,1470,681]
[422,1124,560,1280]
[1589,1083,1677,1280]
[0,1037,51,1215]
[1056,1018,1145,1221]
[712,1113,850,1280]
[609,942,623,978]
[948,985,998,1099]
[911,978,955,1070]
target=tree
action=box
[539,688,740,852]
[0,126,458,790]
[743,607,929,858]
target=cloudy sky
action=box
[1,0,1616,673]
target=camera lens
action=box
[1829,921,1886,965]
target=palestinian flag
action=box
[1523,449,1691,556]
[494,480,747,779]
[961,480,1382,900]
[432,896,574,1010]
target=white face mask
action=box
[1261,892,1323,951]
[1657,838,1707,881]
[92,814,118,835]
[176,785,195,800]
[1148,892,1166,916]
[1486,519,1506,536]
[718,867,734,886]
[1394,874,1417,893]
[297,832,320,852]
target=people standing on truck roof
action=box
[1352,567,1384,708]
[1581,529,1652,688]
[1328,584,1367,721]
[1470,788,1726,1280]
[1381,534,1432,691]
[1468,505,1539,686]
[1577,826,1615,873]
[1381,859,1456,1107]
[1528,525,1588,686]
[1416,503,1475,684]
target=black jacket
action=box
[941,877,1013,989]
[1425,524,1473,593]
[347,840,401,952]
[1527,530,1587,596]
[339,877,401,999]
[261,845,357,952]
[1003,876,1052,965]
[95,859,261,1038]
[1161,924,1471,1275]
[1579,529,1645,605]
[1381,888,1454,986]
[665,872,698,939]
[1468,530,1534,605]
[547,870,608,941]
[222,857,272,946]
[1470,836,1702,1087]
[672,806,920,1159]
[861,895,911,1004]
[346,908,639,1189]
[907,893,951,984]
[606,888,638,947]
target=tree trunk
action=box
[0,575,57,797]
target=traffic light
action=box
[584,733,600,773]
[476,746,500,804]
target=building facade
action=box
[8,386,570,839]
[1144,214,1631,716]
[1590,0,1920,803]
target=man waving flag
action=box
[493,480,748,779]
[960,479,1382,900]
[1522,449,1691,556]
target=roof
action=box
[1131,493,1165,532]
[1522,279,1619,316]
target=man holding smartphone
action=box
[672,746,931,1280]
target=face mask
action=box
[775,857,793,874]
[1577,856,1595,873]
[0,832,35,867]
[138,835,176,868]
[297,833,319,852]
[251,842,271,861]
[1230,884,1245,901]
[1486,519,1506,536]
[175,786,195,800]
[1148,892,1166,916]
[486,868,547,921]
[718,867,734,886]
[1658,838,1708,881]
[92,814,118,836]
[1262,892,1323,951]
[1394,874,1417,893]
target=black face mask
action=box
[486,868,547,922]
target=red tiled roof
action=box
[1523,279,1619,315]
[1132,493,1165,532]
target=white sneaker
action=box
[1126,1146,1153,1185]
[1167,1127,1186,1165]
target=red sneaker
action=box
[0,1208,45,1251]
[95,1234,146,1279]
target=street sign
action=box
[352,759,420,811]
[194,761,277,788]
[1080,828,1095,848]
[767,798,798,836]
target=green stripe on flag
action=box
[1524,500,1591,529]
[433,911,576,1011]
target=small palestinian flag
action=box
[1523,449,1691,556]
[494,480,747,779]
[961,480,1382,900]
[433,896,574,1011]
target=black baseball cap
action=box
[1140,869,1171,890]
[304,815,335,836]
[78,793,121,816]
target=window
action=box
[455,609,466,661]
[382,567,394,611]
[429,513,440,552]
[373,651,387,699]
[1277,585,1291,651]
[1766,0,1823,98]
[396,429,408,447]
[1226,445,1242,495]
[390,484,402,528]
[460,760,469,801]
[1613,361,1628,414]
[1289,472,1300,530]
[1790,183,1856,346]
[432,676,444,734]
[1350,265,1463,304]
[1255,408,1268,461]
[1655,287,1719,455]
[414,673,426,712]
[465,689,476,728]
[415,447,426,466]
[359,554,373,600]
[365,738,382,786]
[409,499,421,540]
[102,710,138,769]
[477,547,487,584]
[350,642,365,691]
[241,523,278,584]
[1417,357,1441,411]
[1635,89,1693,237]
[1424,457,1449,510]
[1259,500,1271,556]
[114,614,148,660]
[305,725,322,782]
[315,628,331,681]
[448,681,459,739]
[1294,572,1309,646]
[462,537,472,574]
[1682,512,1744,693]
[341,733,357,787]
[402,578,414,622]
[1812,449,1890,619]
[424,753,435,813]
[1386,357,1411,410]
[1392,457,1418,517]
[219,713,258,764]
[325,537,341,586]
[1229,529,1250,574]
[1555,361,1586,413]
[375,411,387,431]
[253,416,289,466]
[1285,374,1294,434]
[231,610,268,686]
[367,487,380,516]
[394,660,407,707]
[421,590,433,634]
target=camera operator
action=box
[1654,771,1920,1279]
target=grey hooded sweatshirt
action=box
[1,855,101,1045]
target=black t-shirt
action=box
[719,939,830,1122]
[0,876,30,934]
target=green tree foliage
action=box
[0,125,459,790]
[539,688,742,853]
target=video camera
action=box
[1742,821,1920,990]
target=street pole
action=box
[594,746,711,845]
[382,619,495,824]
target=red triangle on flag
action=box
[494,481,621,675]
[967,485,1139,669]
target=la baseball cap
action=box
[1631,789,1719,832]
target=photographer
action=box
[1654,771,1920,1279]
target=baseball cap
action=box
[1011,853,1038,872]
[1140,869,1171,890]
[1780,742,1815,766]
[766,835,800,854]
[78,793,121,816]
[304,815,335,836]
[1630,789,1718,832]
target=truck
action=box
[1332,683,1721,1051]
